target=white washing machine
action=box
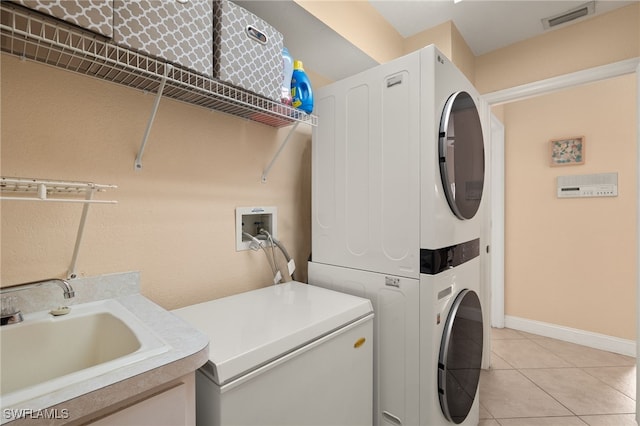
[172,282,374,426]
[310,44,486,426]
[419,240,483,426]
[309,248,482,426]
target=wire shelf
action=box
[1,176,117,278]
[0,177,117,203]
[0,3,317,128]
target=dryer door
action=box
[439,91,485,220]
[438,289,483,424]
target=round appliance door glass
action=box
[439,91,485,220]
[438,289,483,424]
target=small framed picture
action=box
[550,137,585,166]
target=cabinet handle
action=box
[382,411,402,425]
[245,25,268,45]
[176,0,189,4]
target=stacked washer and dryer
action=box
[309,45,486,426]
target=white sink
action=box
[0,299,170,407]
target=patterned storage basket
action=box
[12,0,113,38]
[113,0,213,77]
[213,0,283,101]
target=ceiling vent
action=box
[542,1,595,30]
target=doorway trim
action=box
[636,59,640,420]
[489,114,505,328]
[482,56,639,327]
[484,57,638,106]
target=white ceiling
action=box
[234,0,636,81]
[369,0,636,56]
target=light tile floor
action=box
[479,328,637,426]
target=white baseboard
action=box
[504,315,636,358]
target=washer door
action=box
[439,91,485,220]
[438,289,483,424]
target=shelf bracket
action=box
[134,65,171,171]
[1,177,117,280]
[67,188,94,279]
[261,122,300,183]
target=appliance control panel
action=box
[557,173,618,198]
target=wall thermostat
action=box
[557,172,618,198]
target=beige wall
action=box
[404,21,452,57]
[1,55,311,310]
[403,20,475,82]
[450,23,476,83]
[503,74,637,340]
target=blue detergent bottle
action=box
[291,60,313,114]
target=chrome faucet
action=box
[1,278,75,299]
[1,278,75,325]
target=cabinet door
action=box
[308,262,421,426]
[90,374,196,426]
[13,0,113,37]
[113,0,213,76]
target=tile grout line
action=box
[483,329,637,424]
[522,331,637,408]
[512,363,581,419]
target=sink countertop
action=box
[2,292,209,425]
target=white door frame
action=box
[483,57,639,327]
[636,59,640,422]
[489,114,505,328]
[482,56,639,418]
